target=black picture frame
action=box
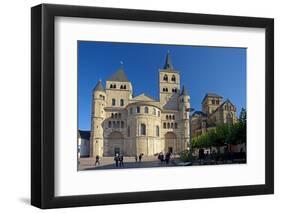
[31,3,274,209]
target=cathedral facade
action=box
[90,52,191,157]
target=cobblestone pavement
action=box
[78,156,178,171]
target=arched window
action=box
[118,113,121,119]
[175,123,178,129]
[137,106,140,113]
[163,88,166,92]
[153,108,156,115]
[166,88,168,92]
[141,123,146,135]
[167,123,170,129]
[112,98,116,106]
[144,106,149,113]
[114,113,118,119]
[172,115,175,120]
[120,99,124,106]
[127,126,130,137]
[173,88,177,93]
[110,84,113,88]
[120,85,123,89]
[156,125,160,137]
[113,121,116,128]
[171,123,174,128]
[117,121,120,128]
[111,113,114,118]
[166,115,169,120]
[113,84,116,88]
[163,74,168,81]
[163,123,166,129]
[123,85,127,89]
[169,115,172,120]
[108,121,112,128]
[171,75,176,82]
[121,121,124,128]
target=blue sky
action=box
[78,41,246,130]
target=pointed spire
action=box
[93,80,105,92]
[108,66,129,82]
[163,50,174,70]
[180,85,187,96]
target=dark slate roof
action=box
[192,111,207,117]
[180,85,187,96]
[78,130,91,140]
[108,68,129,82]
[201,92,223,103]
[93,80,105,92]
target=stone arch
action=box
[105,131,125,156]
[164,132,177,154]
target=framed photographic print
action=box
[31,3,274,209]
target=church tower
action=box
[90,80,106,157]
[159,51,180,109]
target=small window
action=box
[117,121,120,128]
[120,85,123,89]
[121,121,124,128]
[156,126,160,137]
[171,75,176,82]
[113,84,116,88]
[158,111,160,117]
[212,100,215,105]
[169,115,172,120]
[130,107,133,115]
[108,121,112,128]
[127,126,130,137]
[144,106,149,113]
[114,113,118,119]
[118,113,121,119]
[163,74,168,81]
[137,106,140,113]
[166,115,169,120]
[172,115,175,120]
[163,123,166,129]
[123,85,127,89]
[153,108,156,115]
[167,123,170,129]
[110,84,113,88]
[120,99,124,106]
[141,123,146,135]
[111,113,114,118]
[175,123,178,129]
[216,100,219,105]
[171,123,174,128]
[112,98,116,106]
[113,121,116,128]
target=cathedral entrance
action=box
[106,131,124,156]
[165,132,177,154]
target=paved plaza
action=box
[78,156,181,171]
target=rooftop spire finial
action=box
[163,50,174,70]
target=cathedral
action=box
[90,52,191,157]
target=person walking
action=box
[119,155,124,167]
[114,154,119,167]
[138,153,143,162]
[95,155,100,166]
[165,152,171,164]
[135,155,138,162]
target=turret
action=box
[179,85,191,148]
[91,80,106,157]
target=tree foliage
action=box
[191,109,247,149]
